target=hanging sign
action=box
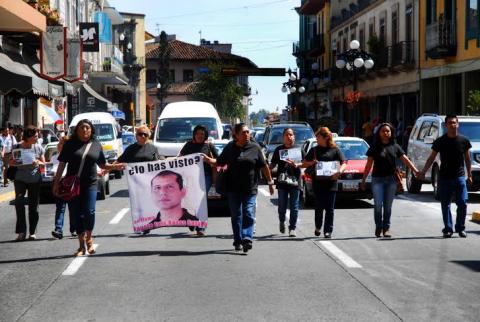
[65,39,83,81]
[40,26,67,80]
[80,22,99,52]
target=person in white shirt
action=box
[1,126,17,186]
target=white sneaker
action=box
[289,230,296,237]
[28,234,37,241]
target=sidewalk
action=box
[0,183,15,204]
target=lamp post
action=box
[281,68,306,121]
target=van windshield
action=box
[94,124,115,142]
[156,117,219,142]
[442,122,480,142]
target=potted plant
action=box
[102,58,111,72]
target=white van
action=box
[153,101,224,157]
[69,112,124,178]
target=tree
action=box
[189,62,245,120]
[156,31,171,110]
[467,90,480,115]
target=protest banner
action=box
[125,154,208,232]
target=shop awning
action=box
[79,83,114,112]
[0,51,49,96]
[111,109,125,120]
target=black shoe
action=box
[233,243,242,251]
[142,230,151,235]
[324,232,332,239]
[279,222,285,234]
[242,239,253,253]
[314,229,321,237]
[458,231,467,238]
[188,226,195,232]
[375,228,382,238]
[443,231,453,238]
[51,230,63,240]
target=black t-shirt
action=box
[432,134,472,179]
[216,141,266,194]
[179,141,218,176]
[305,145,345,191]
[118,142,160,163]
[271,144,303,190]
[58,138,106,188]
[366,142,405,177]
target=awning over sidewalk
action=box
[80,83,114,112]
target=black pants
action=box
[313,185,337,233]
[14,180,40,235]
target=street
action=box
[0,178,479,322]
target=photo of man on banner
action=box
[125,154,208,233]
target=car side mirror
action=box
[424,136,434,144]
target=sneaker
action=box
[142,230,150,235]
[28,234,36,241]
[51,230,63,239]
[233,243,242,251]
[242,239,253,253]
[443,231,453,238]
[375,227,382,238]
[188,226,195,232]
[71,232,77,237]
[314,229,321,237]
[458,231,467,238]
[279,222,285,234]
[289,229,296,237]
[382,229,392,238]
[324,232,332,239]
[15,233,26,241]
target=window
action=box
[146,69,157,83]
[467,0,478,39]
[391,4,399,45]
[428,122,439,138]
[183,69,193,82]
[405,2,414,41]
[368,16,376,38]
[417,121,433,141]
[379,11,387,42]
[169,69,175,83]
[426,0,437,25]
[359,23,366,49]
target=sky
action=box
[109,0,299,113]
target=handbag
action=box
[215,165,228,195]
[385,147,404,194]
[6,166,16,180]
[57,142,92,201]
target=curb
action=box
[472,211,480,222]
[0,191,15,204]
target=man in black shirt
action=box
[419,115,472,238]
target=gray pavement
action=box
[0,178,479,322]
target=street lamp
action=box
[335,40,375,91]
[281,68,306,120]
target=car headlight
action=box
[474,153,480,164]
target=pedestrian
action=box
[51,136,76,239]
[10,125,45,241]
[53,119,123,256]
[203,123,274,252]
[178,124,219,236]
[271,128,302,237]
[362,117,373,144]
[360,123,419,238]
[1,126,18,187]
[343,121,354,137]
[295,127,346,238]
[418,115,472,238]
[116,125,162,235]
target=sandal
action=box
[86,237,95,254]
[74,247,86,257]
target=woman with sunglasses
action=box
[360,123,419,238]
[291,127,346,238]
[178,125,218,236]
[53,119,123,256]
[10,125,45,241]
[116,125,162,235]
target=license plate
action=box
[342,181,359,191]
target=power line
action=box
[156,20,296,28]
[234,44,291,53]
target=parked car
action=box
[122,132,135,151]
[261,122,315,176]
[39,142,110,202]
[254,129,265,143]
[222,123,233,139]
[406,113,480,198]
[301,136,372,206]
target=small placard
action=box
[316,161,340,177]
[279,148,302,163]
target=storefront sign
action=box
[65,39,83,81]
[95,12,112,43]
[40,26,67,80]
[80,22,99,52]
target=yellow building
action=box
[420,0,480,114]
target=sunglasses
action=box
[136,132,149,138]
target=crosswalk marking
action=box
[319,241,362,268]
[62,244,99,276]
[109,208,129,224]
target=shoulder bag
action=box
[385,147,404,194]
[57,142,92,201]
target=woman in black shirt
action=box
[361,123,419,238]
[292,127,346,238]
[53,119,123,256]
[179,125,218,236]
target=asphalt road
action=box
[0,178,479,322]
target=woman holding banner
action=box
[116,125,161,235]
[204,123,274,253]
[53,119,123,256]
[179,125,218,236]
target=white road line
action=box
[319,241,362,268]
[258,188,270,197]
[62,244,99,276]
[109,208,129,224]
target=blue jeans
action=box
[439,177,468,233]
[371,176,397,230]
[68,186,97,234]
[227,192,256,245]
[313,186,336,233]
[54,198,75,234]
[278,188,300,230]
[195,174,212,233]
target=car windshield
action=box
[268,126,314,144]
[94,124,115,142]
[255,132,265,142]
[156,117,219,142]
[122,134,135,146]
[442,122,480,142]
[335,140,369,160]
[214,143,227,154]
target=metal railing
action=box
[426,20,456,51]
[392,41,415,66]
[306,34,325,54]
[90,43,124,74]
[375,46,392,70]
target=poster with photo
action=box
[125,154,208,233]
[12,149,22,165]
[316,161,340,177]
[279,148,302,162]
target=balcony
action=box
[298,0,326,15]
[293,41,307,57]
[375,46,392,73]
[91,44,124,74]
[426,20,457,59]
[392,41,415,70]
[307,34,325,57]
